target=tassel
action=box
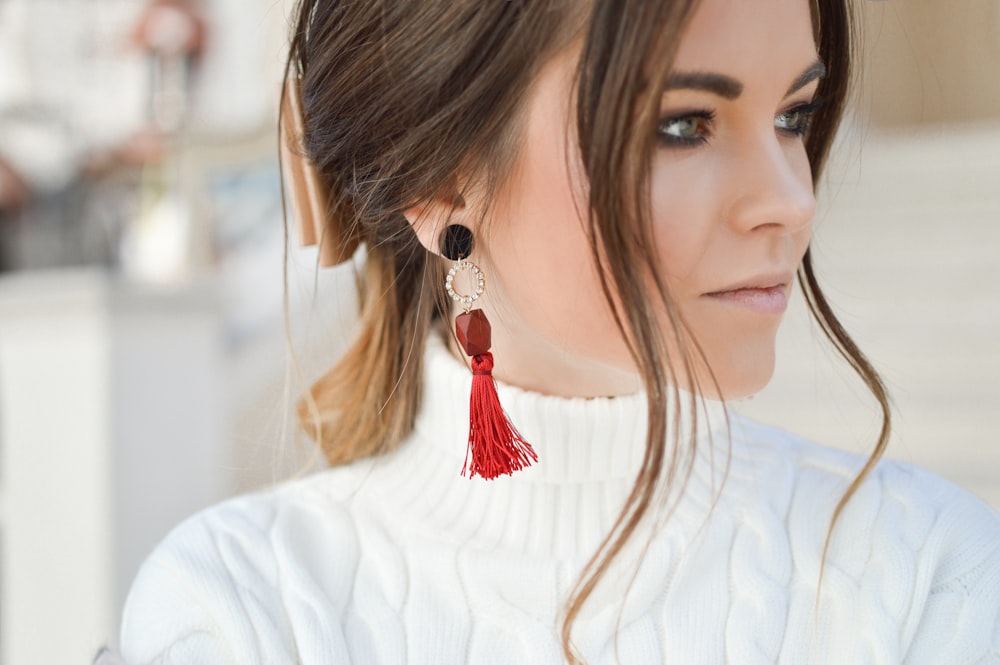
[456,309,538,479]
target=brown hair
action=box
[281,0,890,662]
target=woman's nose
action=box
[725,133,816,235]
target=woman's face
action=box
[450,0,821,399]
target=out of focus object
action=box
[121,0,207,284]
[0,0,283,275]
[132,0,207,54]
[0,157,30,211]
[120,169,192,284]
[0,0,147,271]
[132,0,207,134]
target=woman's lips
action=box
[704,284,789,314]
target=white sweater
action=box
[121,335,1000,664]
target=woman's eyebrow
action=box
[664,59,828,101]
[665,72,743,100]
[785,59,827,96]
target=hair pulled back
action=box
[286,0,583,460]
[282,1,890,661]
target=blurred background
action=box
[0,1,997,662]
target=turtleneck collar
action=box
[361,331,733,558]
[414,332,728,483]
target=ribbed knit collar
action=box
[363,332,732,558]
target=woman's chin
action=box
[699,346,777,402]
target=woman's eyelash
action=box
[775,99,825,136]
[656,98,826,148]
[656,110,716,148]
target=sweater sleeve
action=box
[899,467,1000,664]
[119,495,300,665]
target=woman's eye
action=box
[657,112,714,147]
[775,100,823,137]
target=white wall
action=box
[0,269,230,664]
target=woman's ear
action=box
[402,183,468,256]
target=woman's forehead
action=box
[671,0,817,76]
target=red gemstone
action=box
[456,309,492,356]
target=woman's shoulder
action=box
[131,464,372,575]
[730,414,1000,531]
[728,415,1000,656]
[120,465,375,664]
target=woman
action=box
[120,0,1000,662]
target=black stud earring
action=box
[441,224,474,261]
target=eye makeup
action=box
[656,110,716,147]
[775,99,824,137]
[655,97,825,148]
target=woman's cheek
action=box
[649,159,717,283]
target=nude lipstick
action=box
[703,276,791,314]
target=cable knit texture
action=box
[121,335,1000,664]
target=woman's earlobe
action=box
[402,185,468,256]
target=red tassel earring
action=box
[442,225,538,480]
